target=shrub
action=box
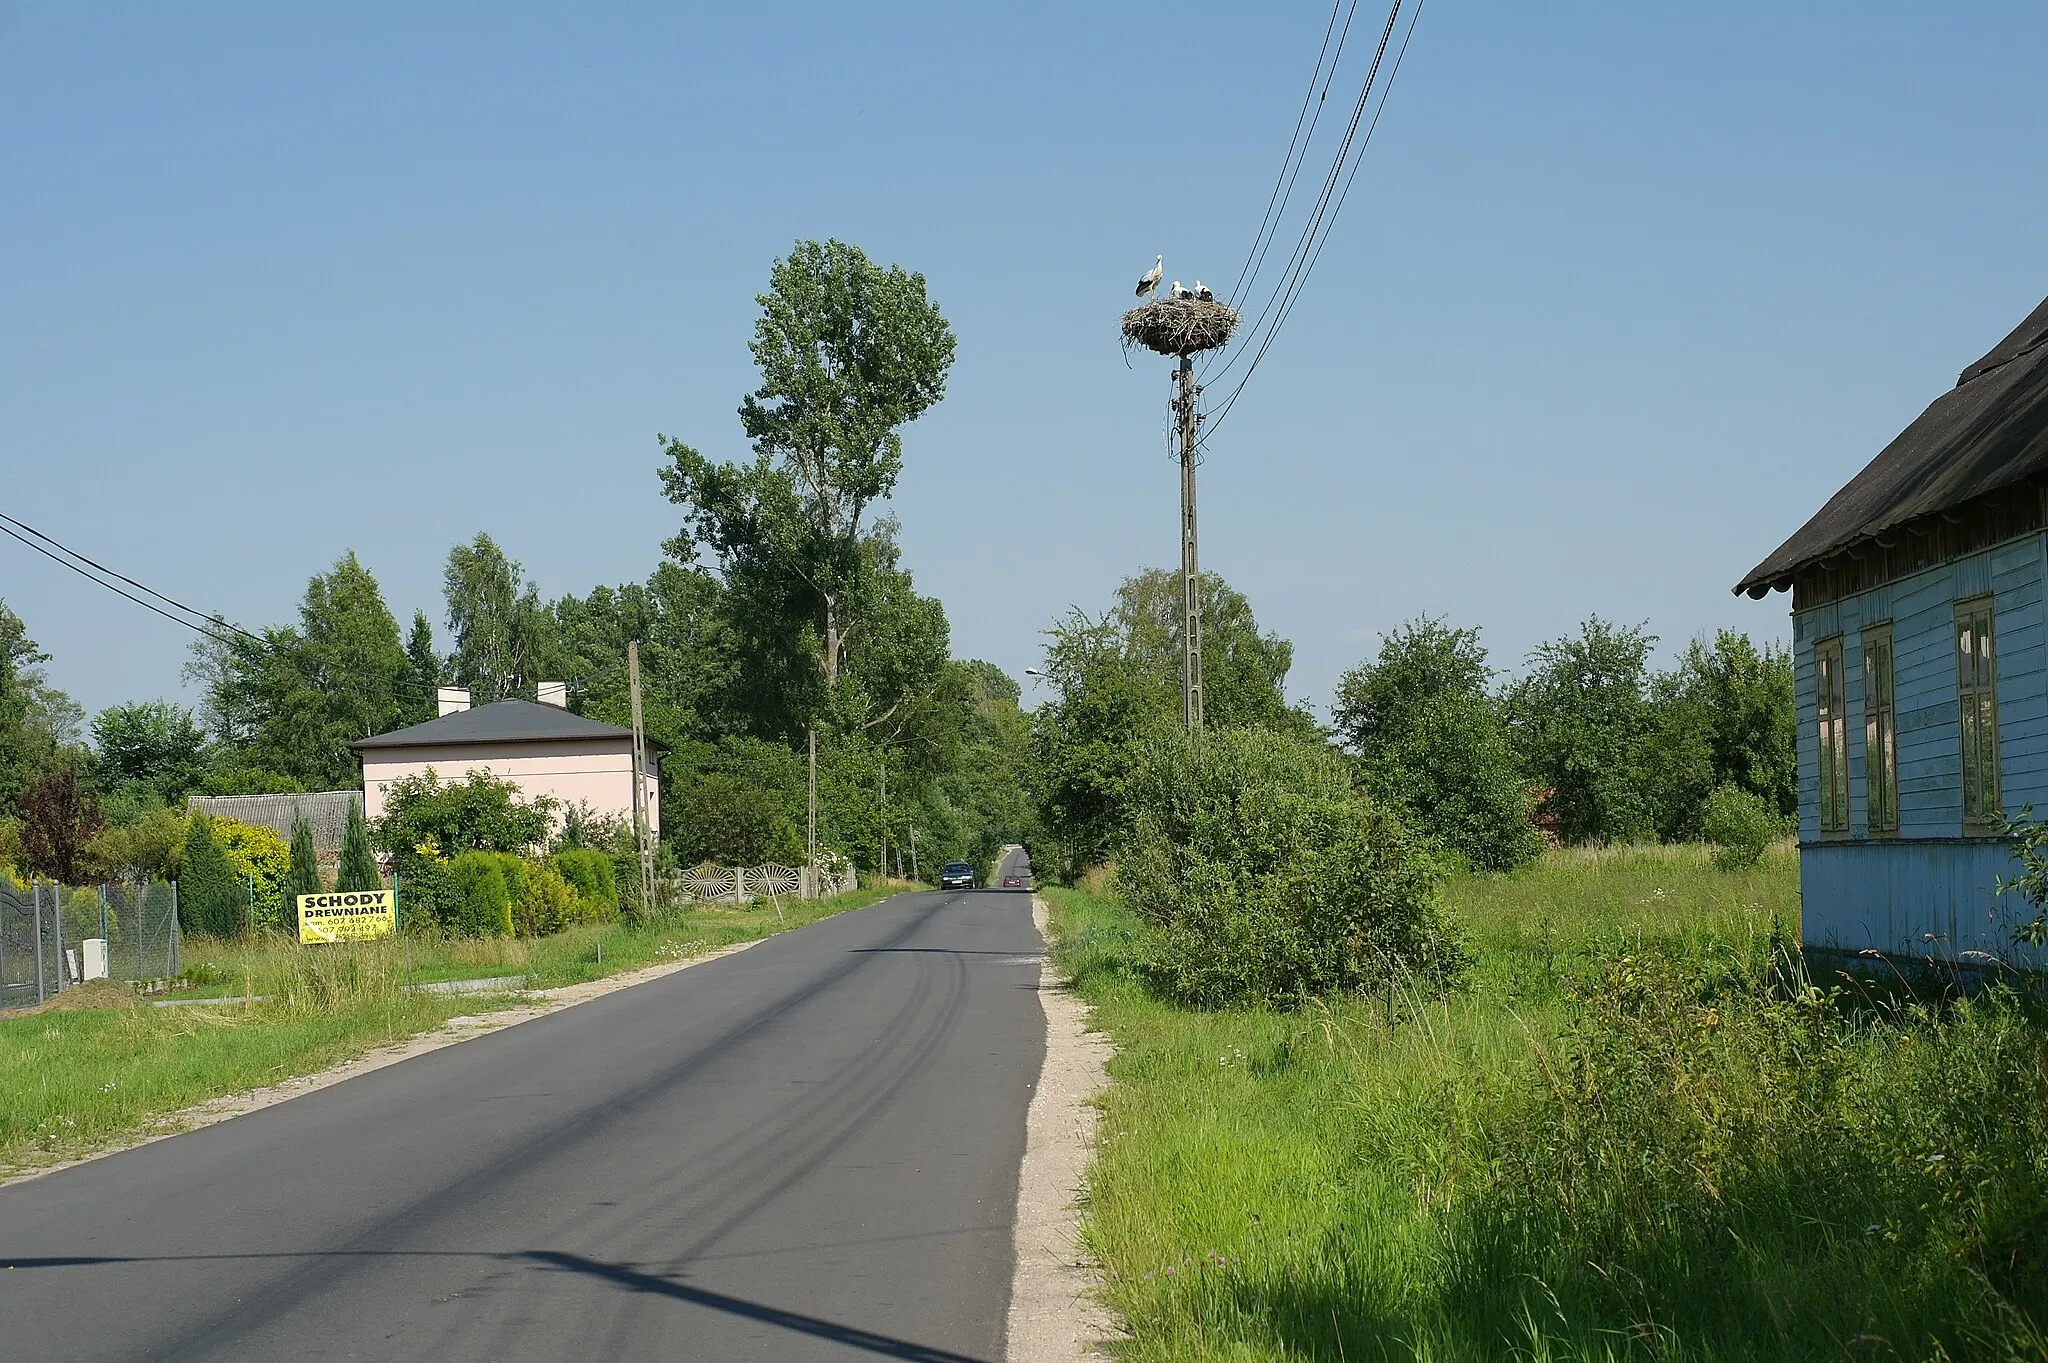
[336,798,381,892]
[1115,726,1465,1008]
[177,815,242,937]
[210,817,292,928]
[443,851,513,938]
[499,854,577,937]
[1702,782,1779,869]
[553,848,618,914]
[284,810,324,903]
[371,769,555,862]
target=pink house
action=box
[351,692,661,839]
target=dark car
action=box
[938,861,976,890]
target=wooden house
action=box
[1736,292,2048,970]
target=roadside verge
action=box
[1007,893,1119,1361]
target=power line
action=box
[1220,0,1359,309]
[1206,0,1404,395]
[0,508,462,703]
[1200,0,1425,445]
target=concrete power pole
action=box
[1176,353,1204,735]
[627,640,656,916]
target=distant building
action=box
[1736,291,2048,969]
[349,687,661,838]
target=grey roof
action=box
[1736,293,2048,596]
[187,791,360,855]
[349,699,665,754]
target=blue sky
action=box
[5,2,2047,721]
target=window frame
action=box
[1862,623,1899,836]
[1814,634,1850,838]
[1955,596,2002,833]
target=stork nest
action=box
[1121,298,1240,356]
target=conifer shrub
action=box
[336,799,381,892]
[443,851,513,938]
[177,815,243,938]
[1115,726,1466,1008]
[284,810,324,904]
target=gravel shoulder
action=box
[1007,892,1120,1361]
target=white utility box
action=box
[82,937,108,981]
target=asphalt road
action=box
[0,850,1045,1363]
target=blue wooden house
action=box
[1737,292,2048,970]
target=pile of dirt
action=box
[8,979,140,1016]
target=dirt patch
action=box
[1007,894,1120,1361]
[5,979,140,1015]
[0,939,762,1190]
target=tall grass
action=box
[1050,844,2048,1361]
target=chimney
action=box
[537,681,568,709]
[437,686,470,717]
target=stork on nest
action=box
[1121,297,1241,357]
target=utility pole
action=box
[878,758,888,883]
[627,641,656,917]
[807,728,818,872]
[1176,353,1204,735]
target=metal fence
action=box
[670,861,856,907]
[0,879,181,1012]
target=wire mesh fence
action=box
[0,878,181,1011]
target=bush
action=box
[1702,782,1779,869]
[443,851,513,938]
[1115,726,1465,1008]
[553,848,618,914]
[497,854,577,937]
[211,817,292,929]
[177,815,243,937]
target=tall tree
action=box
[1506,617,1660,845]
[0,600,80,808]
[93,700,210,805]
[444,534,552,702]
[1332,617,1493,758]
[660,239,957,715]
[398,611,443,726]
[1109,569,1313,734]
[183,554,406,789]
[178,814,242,937]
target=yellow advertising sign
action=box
[297,890,395,944]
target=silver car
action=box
[938,861,976,890]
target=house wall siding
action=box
[360,739,660,840]
[1790,530,2047,964]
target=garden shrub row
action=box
[412,848,620,939]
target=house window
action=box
[1862,625,1898,834]
[1815,635,1849,836]
[1956,598,2001,830]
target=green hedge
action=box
[444,852,514,938]
[553,848,619,913]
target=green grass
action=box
[0,885,904,1175]
[1050,845,2048,1362]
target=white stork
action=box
[1135,255,1163,300]
[1194,281,1215,302]
[1170,281,1194,302]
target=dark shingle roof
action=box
[349,700,665,753]
[1735,293,2048,597]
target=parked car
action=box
[938,861,976,890]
